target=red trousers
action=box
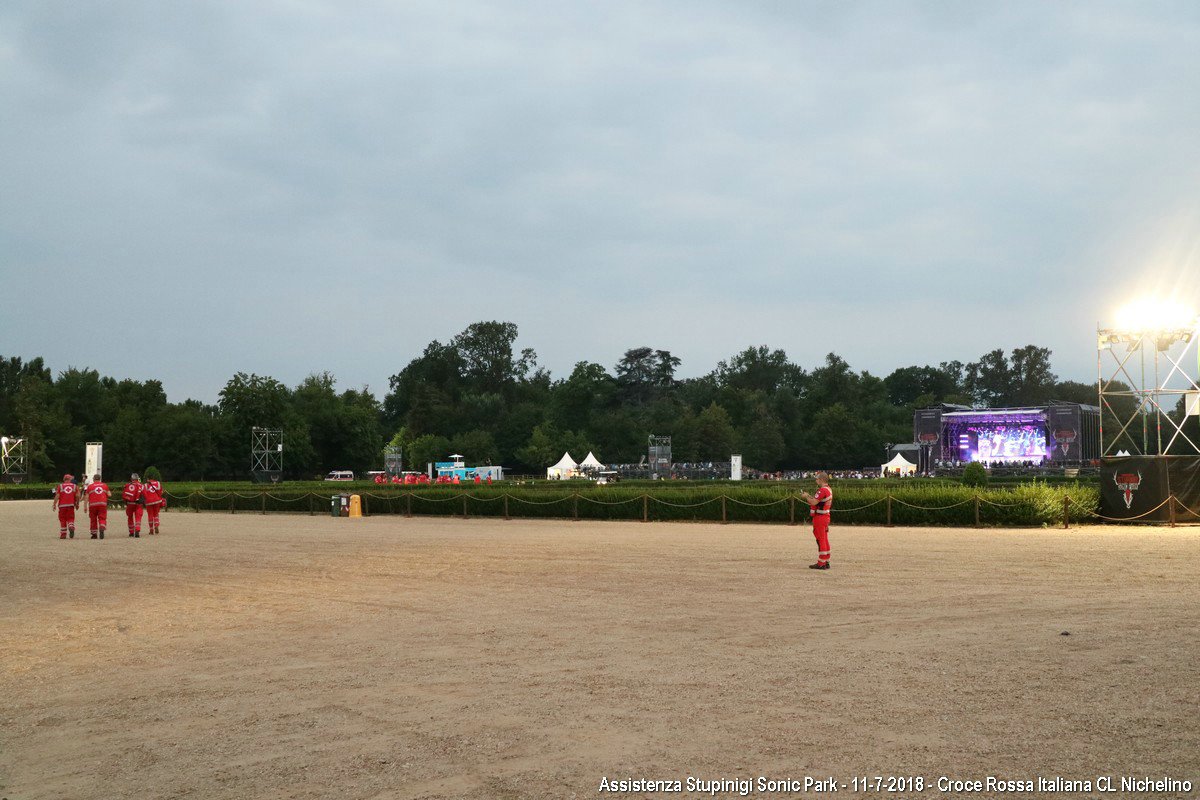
[57,506,75,535]
[146,503,162,532]
[88,505,108,532]
[126,503,144,533]
[812,515,830,565]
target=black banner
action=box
[1047,405,1081,464]
[1100,457,1200,522]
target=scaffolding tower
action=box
[648,435,672,479]
[251,427,284,483]
[1,436,28,483]
[384,446,403,477]
[1097,318,1200,456]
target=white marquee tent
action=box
[578,452,604,471]
[881,453,917,476]
[547,452,578,480]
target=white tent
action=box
[546,452,578,480]
[881,453,917,476]
[578,452,604,471]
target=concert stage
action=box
[914,403,1100,471]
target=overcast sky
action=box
[3,1,1200,403]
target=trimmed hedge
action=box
[22,482,1099,527]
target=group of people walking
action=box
[51,473,165,539]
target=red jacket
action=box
[123,481,144,504]
[142,480,164,507]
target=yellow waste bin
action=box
[348,494,362,518]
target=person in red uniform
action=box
[123,472,144,537]
[52,474,80,539]
[86,473,111,539]
[799,471,833,570]
[142,474,165,535]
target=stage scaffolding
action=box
[384,446,403,477]
[251,427,284,482]
[1097,319,1200,456]
[1,436,28,483]
[648,435,672,479]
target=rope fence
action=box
[131,488,1200,528]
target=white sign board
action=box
[1187,392,1200,417]
[731,454,742,481]
[85,442,103,483]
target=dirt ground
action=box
[1,501,1197,800]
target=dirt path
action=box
[1,501,1197,799]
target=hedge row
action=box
[108,483,1100,527]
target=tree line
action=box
[0,320,1135,481]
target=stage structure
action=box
[913,403,1099,470]
[384,446,403,477]
[251,427,284,483]
[1097,316,1200,457]
[0,436,28,483]
[648,435,671,479]
[1097,309,1200,521]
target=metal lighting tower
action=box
[1097,313,1200,456]
[251,427,284,483]
[384,445,403,477]
[1,436,29,483]
[648,435,672,479]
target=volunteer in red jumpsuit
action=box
[799,472,833,570]
[52,474,80,539]
[86,473,111,539]
[142,475,165,535]
[123,473,144,537]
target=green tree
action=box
[408,434,451,472]
[452,321,537,396]
[694,403,736,460]
[448,429,499,465]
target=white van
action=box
[324,470,355,482]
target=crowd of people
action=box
[51,473,165,539]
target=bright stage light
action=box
[1113,298,1198,333]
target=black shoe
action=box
[99,530,104,539]
[808,562,830,570]
[134,532,140,538]
[69,530,74,539]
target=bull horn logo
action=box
[1054,428,1077,456]
[1113,471,1143,510]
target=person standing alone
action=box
[86,473,111,539]
[799,472,833,570]
[52,474,80,539]
[123,473,144,537]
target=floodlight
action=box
[1114,299,1198,333]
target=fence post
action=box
[973,495,980,527]
[789,496,795,525]
[1169,495,1176,528]
[261,492,266,515]
[364,495,369,517]
[406,492,412,519]
[1063,495,1070,529]
[230,494,235,515]
[573,493,579,521]
[309,493,314,516]
[462,494,468,519]
[642,495,648,523]
[721,495,728,524]
[885,495,893,527]
[504,494,510,520]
